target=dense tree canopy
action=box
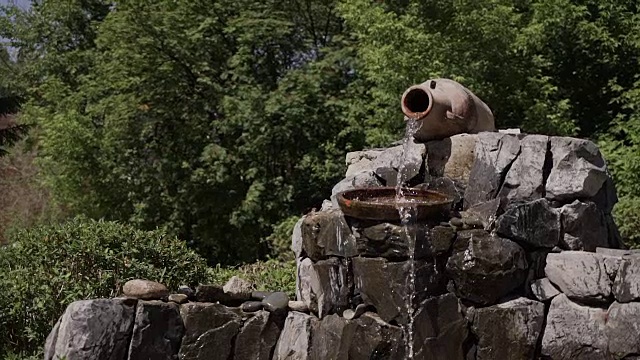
[1,0,640,263]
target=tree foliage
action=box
[2,0,640,259]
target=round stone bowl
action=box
[336,187,453,221]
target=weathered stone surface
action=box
[541,294,610,359]
[426,133,477,188]
[195,284,228,303]
[605,213,625,249]
[45,298,136,360]
[464,132,522,209]
[242,301,264,312]
[353,256,445,323]
[343,303,368,320]
[168,293,188,304]
[413,293,468,360]
[292,216,304,259]
[592,176,618,214]
[43,318,61,360]
[331,171,382,205]
[288,300,308,313]
[122,279,169,300]
[545,252,611,302]
[252,291,273,300]
[446,232,527,305]
[223,276,253,301]
[345,149,385,178]
[546,136,608,201]
[128,301,183,360]
[613,256,640,303]
[496,199,560,248]
[177,285,195,300]
[273,311,316,360]
[179,302,242,360]
[499,134,549,201]
[297,257,351,318]
[560,200,609,251]
[430,225,456,254]
[300,209,356,261]
[530,277,561,301]
[353,221,430,259]
[311,314,358,359]
[263,292,290,313]
[596,247,640,257]
[472,297,545,360]
[369,140,426,186]
[235,310,283,360]
[606,302,640,358]
[349,312,404,359]
[460,197,506,230]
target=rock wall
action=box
[45,132,635,360]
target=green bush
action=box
[207,259,297,299]
[0,217,210,357]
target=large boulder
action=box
[369,140,426,186]
[471,297,545,360]
[412,293,468,359]
[425,133,477,188]
[296,257,351,318]
[464,132,522,208]
[545,252,611,302]
[44,298,136,360]
[178,303,242,360]
[235,310,283,360]
[273,311,316,360]
[498,134,548,202]
[310,314,357,359]
[541,294,610,359]
[495,199,561,249]
[299,209,357,261]
[446,231,527,305]
[545,137,609,201]
[353,256,445,324]
[559,200,609,251]
[345,149,385,178]
[128,301,184,360]
[352,221,433,260]
[613,256,640,303]
[349,313,405,359]
[606,302,640,358]
[122,279,169,300]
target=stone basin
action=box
[336,187,453,221]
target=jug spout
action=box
[400,79,495,141]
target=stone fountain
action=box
[44,79,638,360]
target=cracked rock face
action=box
[545,252,612,302]
[496,199,561,249]
[179,303,242,360]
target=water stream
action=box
[394,118,421,359]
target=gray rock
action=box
[242,301,264,312]
[349,312,405,359]
[297,257,351,318]
[370,140,426,186]
[430,225,456,254]
[345,149,385,178]
[499,134,549,201]
[223,275,253,301]
[613,256,640,302]
[288,300,309,313]
[300,209,357,261]
[545,137,608,201]
[426,133,478,188]
[353,256,445,324]
[496,198,561,248]
[273,311,316,360]
[179,303,242,360]
[251,291,273,300]
[464,132,522,209]
[446,232,527,305]
[343,303,368,320]
[602,255,622,281]
[122,279,169,300]
[412,293,468,360]
[460,197,507,230]
[606,213,625,249]
[311,314,358,359]
[541,294,610,359]
[43,318,61,360]
[177,285,195,300]
[331,171,382,204]
[545,252,612,302]
[530,277,561,301]
[606,302,640,358]
[592,176,618,214]
[560,200,609,251]
[263,292,290,313]
[195,284,229,303]
[596,247,640,257]
[168,293,188,304]
[128,301,184,360]
[292,216,304,259]
[471,297,545,360]
[235,310,283,360]
[353,221,431,259]
[45,298,136,360]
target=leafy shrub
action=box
[0,217,210,357]
[265,216,299,261]
[207,259,297,299]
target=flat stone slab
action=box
[123,279,169,300]
[545,252,612,302]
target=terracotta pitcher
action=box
[400,79,495,141]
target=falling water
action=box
[395,118,421,359]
